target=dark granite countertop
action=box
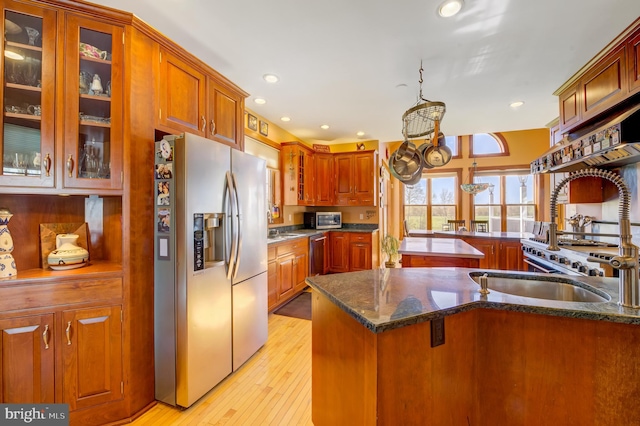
[267,225,378,244]
[305,267,640,333]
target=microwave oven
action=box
[304,212,342,229]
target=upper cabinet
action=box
[314,152,333,206]
[158,47,246,149]
[63,14,124,190]
[556,18,640,133]
[0,2,124,192]
[335,151,376,206]
[1,2,56,188]
[281,141,315,206]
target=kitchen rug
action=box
[274,291,312,320]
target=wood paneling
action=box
[581,44,626,119]
[401,254,479,268]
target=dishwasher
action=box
[309,233,328,276]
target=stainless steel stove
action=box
[521,238,619,277]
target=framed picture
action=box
[247,113,258,131]
[260,120,269,136]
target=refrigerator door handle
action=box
[225,171,238,280]
[231,172,242,279]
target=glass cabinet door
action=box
[1,3,56,187]
[63,15,123,190]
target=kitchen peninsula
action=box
[307,268,640,425]
[399,237,484,267]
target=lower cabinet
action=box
[329,231,377,273]
[461,237,525,271]
[0,277,124,419]
[268,238,309,312]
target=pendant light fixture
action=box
[460,161,490,195]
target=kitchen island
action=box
[399,237,484,267]
[306,268,640,425]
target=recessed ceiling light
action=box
[254,98,266,105]
[356,131,365,137]
[438,0,463,17]
[320,124,330,130]
[510,101,525,108]
[280,116,291,122]
[263,74,279,83]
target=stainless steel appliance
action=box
[303,211,342,229]
[154,133,267,408]
[521,221,618,276]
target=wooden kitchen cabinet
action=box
[63,14,124,191]
[498,240,525,271]
[158,47,207,136]
[0,314,54,403]
[314,153,334,205]
[268,238,309,311]
[556,18,640,133]
[158,49,246,149]
[61,304,123,411]
[460,236,525,271]
[462,237,497,269]
[329,232,350,273]
[334,151,376,206]
[349,233,372,271]
[329,231,377,273]
[282,142,315,206]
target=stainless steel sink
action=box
[468,272,610,303]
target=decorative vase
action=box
[0,208,17,278]
[47,233,89,270]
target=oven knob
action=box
[571,261,582,269]
[588,269,599,276]
[578,265,588,273]
[549,254,558,261]
[558,257,569,265]
[537,250,544,257]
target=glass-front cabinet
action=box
[1,3,56,187]
[64,15,123,190]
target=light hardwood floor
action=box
[132,313,312,426]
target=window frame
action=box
[469,132,510,158]
[402,168,463,231]
[470,164,536,232]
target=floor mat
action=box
[273,291,312,320]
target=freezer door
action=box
[232,272,268,370]
[231,149,267,283]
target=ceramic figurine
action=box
[0,208,17,278]
[90,74,103,95]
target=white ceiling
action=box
[88,0,640,144]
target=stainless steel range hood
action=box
[531,102,640,174]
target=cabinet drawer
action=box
[0,277,123,312]
[275,238,307,257]
[350,233,371,243]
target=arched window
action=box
[470,133,509,157]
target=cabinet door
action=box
[0,314,54,403]
[206,78,243,148]
[158,48,206,136]
[293,250,308,292]
[302,149,314,205]
[464,238,496,269]
[315,153,334,205]
[559,83,580,131]
[0,3,56,188]
[329,232,350,273]
[628,27,640,96]
[268,260,278,311]
[63,14,124,190]
[334,154,353,206]
[499,241,525,271]
[61,305,122,411]
[353,152,375,206]
[276,254,295,300]
[580,44,627,123]
[349,241,371,271]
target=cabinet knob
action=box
[65,321,72,345]
[43,153,52,177]
[201,115,206,132]
[210,119,216,136]
[66,155,74,177]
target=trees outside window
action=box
[404,175,457,231]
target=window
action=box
[472,170,535,232]
[404,173,459,231]
[444,135,460,157]
[470,133,509,157]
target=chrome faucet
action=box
[548,168,640,308]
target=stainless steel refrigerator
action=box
[154,132,267,408]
